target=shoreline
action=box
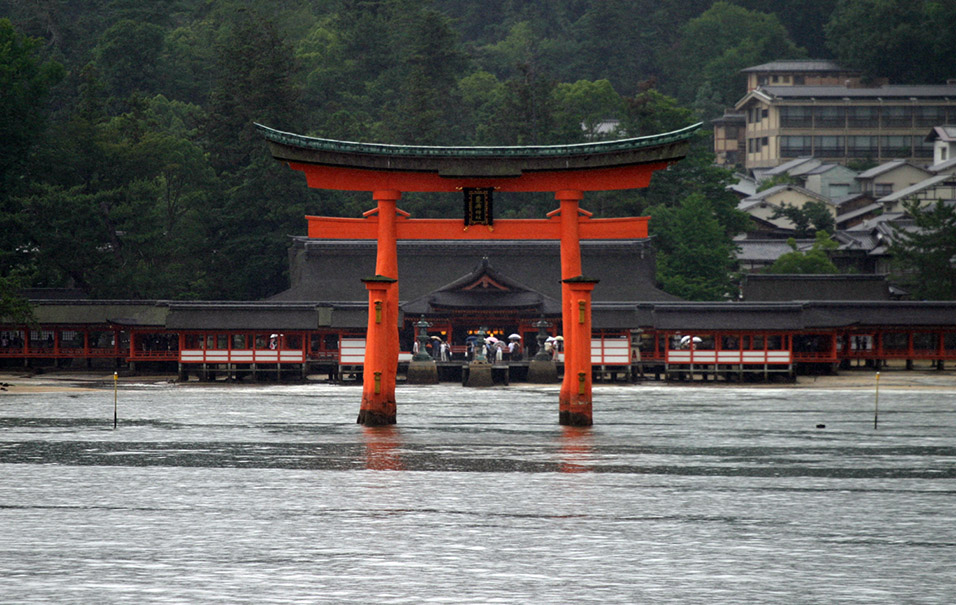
[2,366,956,394]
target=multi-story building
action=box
[711,110,745,166]
[719,61,956,170]
[740,60,865,92]
[736,84,956,169]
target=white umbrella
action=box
[508,333,521,340]
[486,336,499,344]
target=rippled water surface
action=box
[2,382,955,603]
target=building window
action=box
[780,106,811,127]
[915,106,946,127]
[882,106,912,127]
[761,109,769,120]
[943,147,949,161]
[814,135,845,156]
[874,183,893,197]
[848,135,878,158]
[880,135,912,157]
[814,106,845,129]
[781,136,812,157]
[847,106,878,128]
[915,138,935,157]
[793,75,805,85]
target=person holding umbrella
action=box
[465,334,478,360]
[485,334,499,361]
[508,333,523,360]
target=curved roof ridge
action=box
[255,122,702,158]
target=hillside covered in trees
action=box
[3,0,955,303]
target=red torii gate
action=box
[258,122,700,426]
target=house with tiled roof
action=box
[856,160,932,199]
[878,173,956,212]
[926,125,956,165]
[737,184,835,233]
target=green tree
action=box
[551,79,623,141]
[568,0,658,95]
[766,231,839,274]
[378,7,467,144]
[0,275,35,325]
[891,200,956,300]
[826,0,956,84]
[92,19,165,101]
[202,10,313,299]
[649,193,739,300]
[771,201,836,238]
[666,2,804,111]
[0,19,64,197]
[621,88,695,137]
[734,0,835,58]
[0,18,64,296]
[477,21,559,145]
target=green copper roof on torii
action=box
[255,122,702,159]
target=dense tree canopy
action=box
[826,0,956,84]
[891,201,956,300]
[766,232,839,274]
[1,0,954,303]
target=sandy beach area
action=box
[2,363,955,394]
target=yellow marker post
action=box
[113,371,118,429]
[873,371,880,430]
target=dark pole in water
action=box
[874,371,880,429]
[113,372,118,429]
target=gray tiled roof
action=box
[757,84,956,99]
[926,125,956,142]
[878,173,954,202]
[835,202,883,225]
[856,160,910,180]
[929,157,956,174]
[741,184,830,204]
[764,157,819,176]
[740,60,849,73]
[743,274,890,302]
[736,239,814,262]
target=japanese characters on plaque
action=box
[463,187,494,227]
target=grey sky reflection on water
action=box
[1,383,956,603]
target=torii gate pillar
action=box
[561,277,598,426]
[556,189,597,426]
[357,190,401,426]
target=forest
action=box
[2,0,956,307]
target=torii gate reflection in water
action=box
[259,123,700,426]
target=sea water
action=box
[1,382,954,603]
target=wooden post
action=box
[874,371,880,429]
[359,276,398,426]
[113,371,118,429]
[372,190,401,419]
[556,190,583,423]
[562,277,598,426]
